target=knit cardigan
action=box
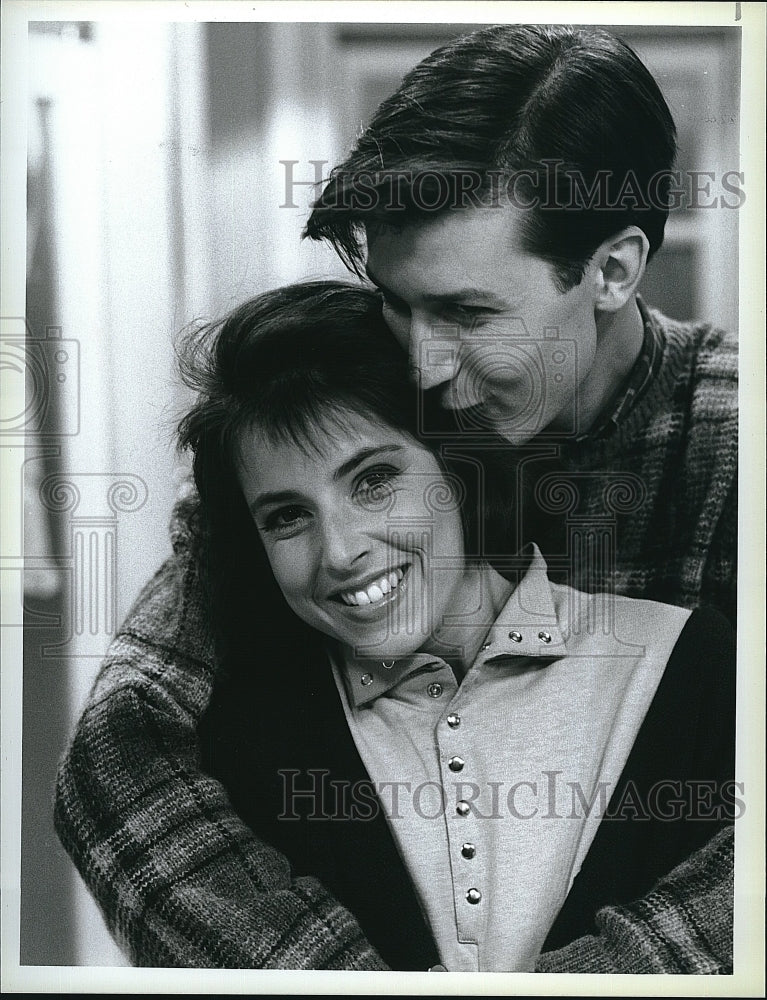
[53,306,737,971]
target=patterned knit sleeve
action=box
[693,322,738,628]
[534,824,734,974]
[53,526,389,970]
[702,471,737,628]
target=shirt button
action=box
[447,713,461,728]
[427,682,443,698]
[456,800,471,816]
[448,755,465,772]
[461,843,476,859]
[508,630,523,643]
[538,631,552,644]
[360,673,373,686]
[466,888,482,904]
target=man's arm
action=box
[55,510,734,972]
[702,473,738,628]
[535,823,734,974]
[53,535,389,970]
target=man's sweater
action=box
[519,303,737,624]
[53,307,737,970]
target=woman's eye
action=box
[262,506,308,535]
[355,467,398,506]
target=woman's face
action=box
[237,409,469,660]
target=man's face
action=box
[365,206,602,445]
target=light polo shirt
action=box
[330,544,691,972]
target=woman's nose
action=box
[319,509,370,576]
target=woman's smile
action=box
[238,410,469,659]
[334,565,407,608]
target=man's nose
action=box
[409,312,461,392]
[319,508,370,577]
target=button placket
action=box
[438,700,486,940]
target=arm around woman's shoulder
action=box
[55,510,738,972]
[536,823,734,974]
[53,513,389,970]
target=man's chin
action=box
[494,426,540,447]
[441,397,544,446]
[457,410,541,447]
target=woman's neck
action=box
[420,562,514,678]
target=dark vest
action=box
[199,606,735,970]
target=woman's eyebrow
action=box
[333,445,405,482]
[249,445,406,516]
[249,489,303,515]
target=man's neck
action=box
[575,295,645,437]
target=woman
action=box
[180,280,735,971]
[55,281,735,972]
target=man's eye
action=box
[261,506,308,534]
[440,304,479,323]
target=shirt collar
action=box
[335,544,568,708]
[575,295,665,443]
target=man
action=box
[304,22,736,623]
[54,24,737,971]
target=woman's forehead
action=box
[236,405,439,487]
[240,404,420,460]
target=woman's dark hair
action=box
[304,24,677,290]
[176,280,517,662]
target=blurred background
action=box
[13,18,740,966]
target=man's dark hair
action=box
[304,24,677,289]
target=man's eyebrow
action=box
[365,264,504,308]
[421,289,505,308]
[249,445,406,515]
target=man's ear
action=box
[593,227,650,313]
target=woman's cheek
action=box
[267,536,313,604]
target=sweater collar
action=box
[575,295,666,443]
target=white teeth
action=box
[340,567,408,607]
